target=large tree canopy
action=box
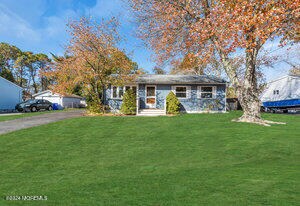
[129,0,299,125]
[44,17,137,113]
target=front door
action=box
[146,86,156,108]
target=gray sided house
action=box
[0,76,23,112]
[105,75,227,115]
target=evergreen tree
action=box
[166,91,180,114]
[121,89,137,115]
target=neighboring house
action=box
[32,90,86,109]
[0,76,23,112]
[105,74,227,115]
[260,75,300,110]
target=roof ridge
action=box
[136,74,227,84]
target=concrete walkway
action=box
[0,110,85,135]
[0,113,22,116]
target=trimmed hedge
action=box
[166,91,180,114]
[121,89,137,115]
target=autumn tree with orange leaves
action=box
[44,17,136,113]
[170,53,205,75]
[129,0,299,125]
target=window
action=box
[175,86,187,98]
[112,85,137,99]
[112,86,124,99]
[124,85,137,95]
[172,86,190,99]
[198,86,216,99]
[273,90,279,95]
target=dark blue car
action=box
[15,99,53,112]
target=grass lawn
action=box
[0,112,299,205]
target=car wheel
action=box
[31,106,37,112]
[48,106,53,111]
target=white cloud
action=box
[0,4,41,42]
[43,9,77,38]
[0,3,77,55]
[87,0,123,18]
[0,0,155,71]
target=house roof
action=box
[32,90,83,99]
[0,76,23,89]
[136,74,227,84]
[32,90,51,97]
[267,75,300,84]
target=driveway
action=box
[0,110,85,135]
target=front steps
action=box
[137,109,166,116]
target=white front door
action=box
[146,86,156,108]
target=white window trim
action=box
[111,86,123,99]
[172,86,191,99]
[197,86,217,99]
[111,85,137,99]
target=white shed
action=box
[0,76,23,111]
[32,90,86,109]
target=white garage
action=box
[0,76,23,112]
[32,90,86,109]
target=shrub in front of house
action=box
[87,100,104,114]
[166,91,180,114]
[121,89,137,115]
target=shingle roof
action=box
[32,90,84,99]
[136,75,227,84]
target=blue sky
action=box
[0,0,298,81]
[0,0,156,72]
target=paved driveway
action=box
[0,110,85,135]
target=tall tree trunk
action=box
[236,48,262,123]
[32,76,38,93]
[236,85,261,122]
[101,84,106,114]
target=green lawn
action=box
[0,112,299,205]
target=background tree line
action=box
[0,42,52,96]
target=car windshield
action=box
[24,99,37,104]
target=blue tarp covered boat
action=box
[263,99,300,108]
[261,75,300,111]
